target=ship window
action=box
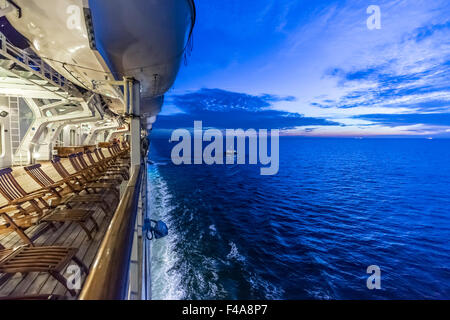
[19,99,35,141]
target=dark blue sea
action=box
[148,137,450,300]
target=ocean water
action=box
[149,137,450,300]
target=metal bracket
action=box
[123,113,141,119]
[93,77,139,116]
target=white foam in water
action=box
[149,167,186,300]
[227,241,246,262]
[305,289,332,300]
[226,242,284,299]
[248,275,285,299]
[149,166,283,300]
[149,166,227,300]
[209,224,217,236]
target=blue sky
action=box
[155,0,450,137]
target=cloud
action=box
[278,0,450,136]
[283,123,450,137]
[320,60,450,111]
[168,0,450,137]
[354,113,450,127]
[412,21,450,42]
[170,88,295,112]
[153,88,337,130]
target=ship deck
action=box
[0,158,126,300]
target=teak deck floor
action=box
[0,158,125,300]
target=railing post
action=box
[129,79,141,172]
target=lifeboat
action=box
[6,0,195,121]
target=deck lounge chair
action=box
[0,246,88,296]
[97,147,130,175]
[0,168,55,245]
[86,150,128,181]
[0,167,98,243]
[51,156,116,213]
[69,153,121,199]
[24,164,99,239]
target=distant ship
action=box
[226,150,238,156]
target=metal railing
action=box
[0,32,81,99]
[79,164,143,300]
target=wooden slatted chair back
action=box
[51,156,72,179]
[107,145,117,158]
[76,152,90,170]
[68,153,84,172]
[112,142,123,156]
[94,148,104,162]
[98,148,107,160]
[0,168,28,202]
[24,164,55,188]
[85,150,97,166]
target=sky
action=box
[155,0,450,137]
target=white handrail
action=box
[0,32,80,98]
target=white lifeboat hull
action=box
[6,0,194,118]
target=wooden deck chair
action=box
[97,147,130,177]
[122,140,131,151]
[0,246,89,297]
[94,148,128,169]
[73,153,120,198]
[107,143,124,161]
[24,165,99,240]
[86,150,128,180]
[116,141,129,154]
[51,156,88,192]
[69,153,104,182]
[118,141,131,161]
[0,168,55,245]
[95,148,129,175]
[109,143,128,159]
[69,153,120,199]
[24,164,75,205]
[97,148,116,163]
[116,142,131,164]
[51,157,114,214]
[0,168,52,214]
[101,146,130,170]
